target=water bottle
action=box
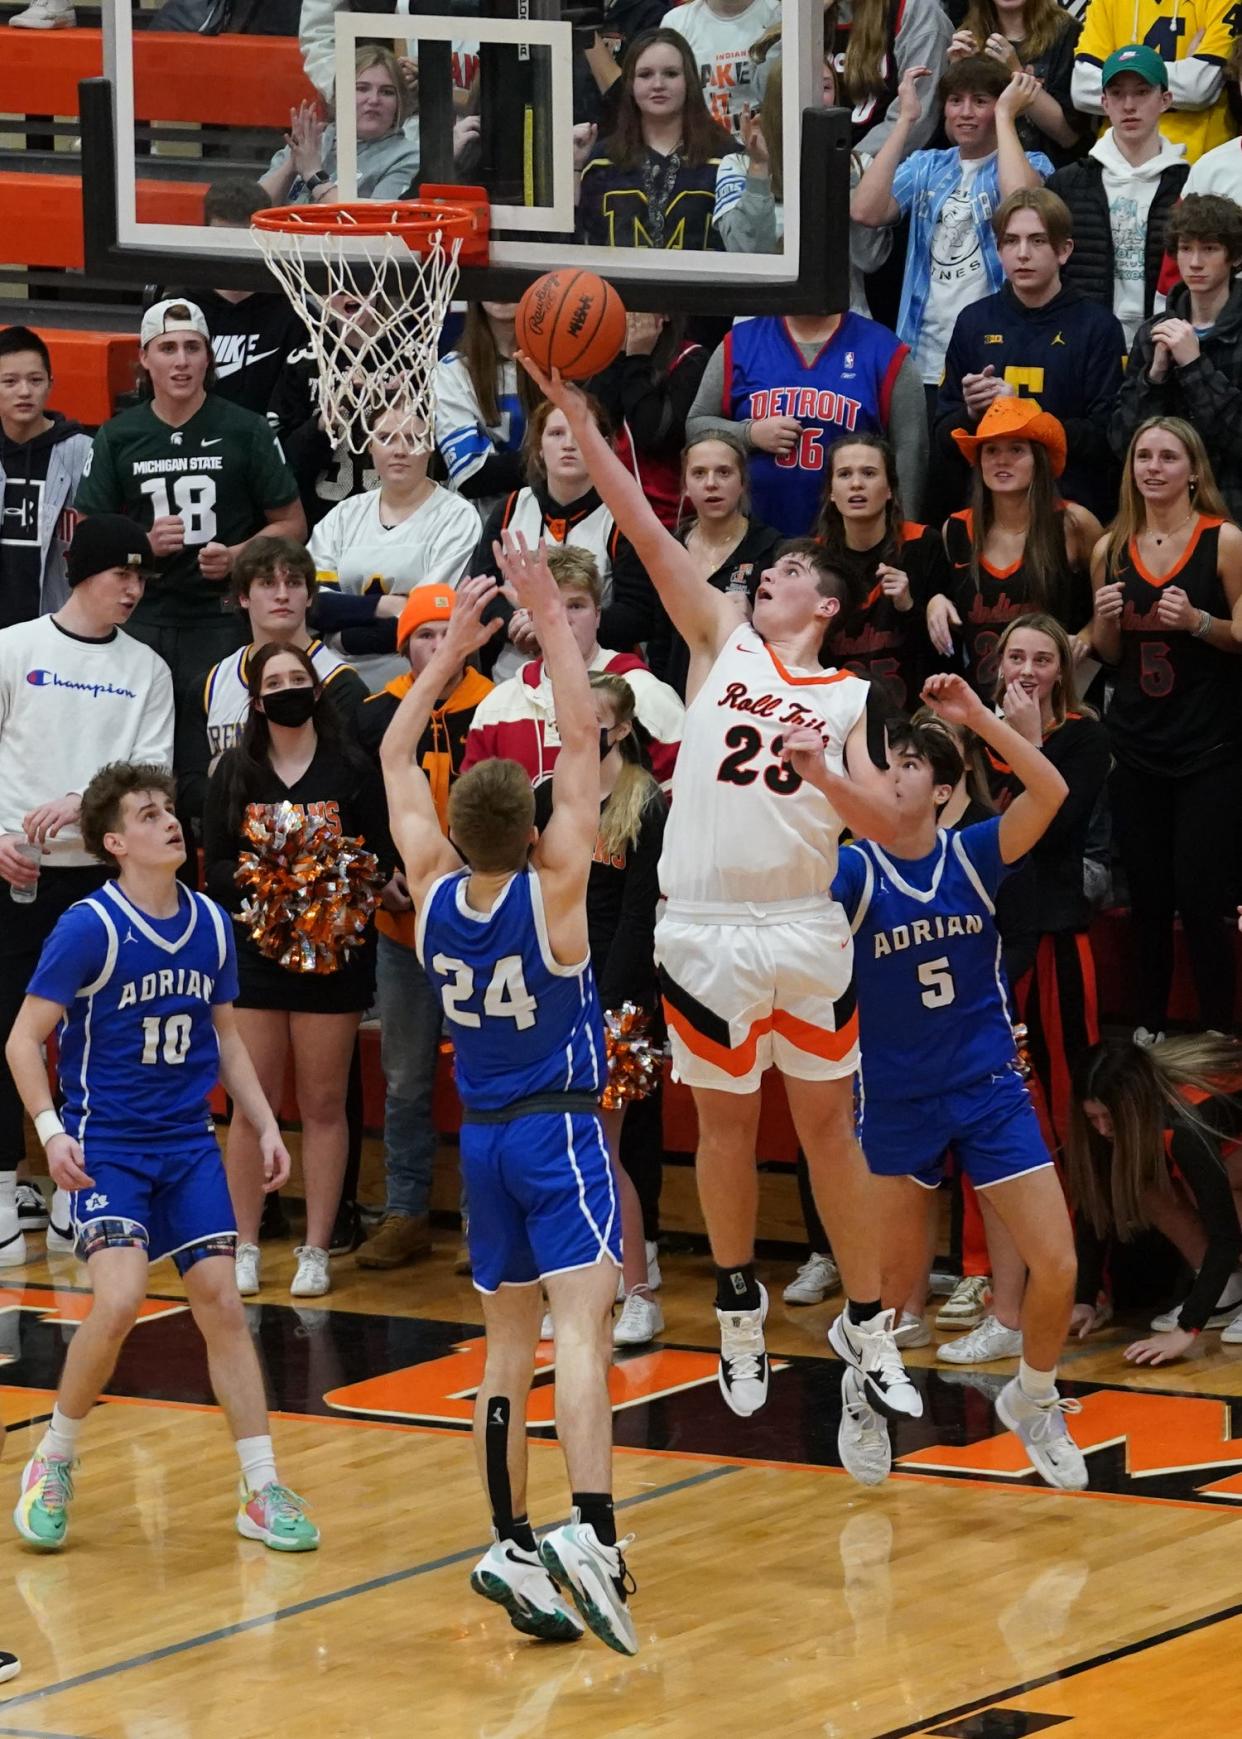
[9,840,40,905]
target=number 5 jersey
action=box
[27,881,239,1153]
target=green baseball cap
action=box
[1102,45,1169,89]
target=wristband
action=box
[1185,1324,1201,1337]
[1193,610,1212,639]
[34,1108,65,1146]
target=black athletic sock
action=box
[504,1513,537,1554]
[847,1298,883,1327]
[572,1491,617,1547]
[715,1264,761,1313]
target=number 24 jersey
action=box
[833,819,1020,1101]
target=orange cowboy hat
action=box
[951,396,1067,478]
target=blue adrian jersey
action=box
[28,881,238,1153]
[722,312,908,536]
[833,820,1020,1102]
[417,868,605,1113]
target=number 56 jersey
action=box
[417,868,605,1113]
[27,881,239,1154]
[659,624,869,911]
[833,818,1021,1101]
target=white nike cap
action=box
[140,297,211,349]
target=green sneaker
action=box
[13,1453,75,1550]
[236,1481,320,1552]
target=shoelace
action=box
[258,1484,311,1523]
[612,1533,639,1599]
[1025,1395,1083,1446]
[36,1458,74,1513]
[857,1311,910,1392]
[721,1316,766,1381]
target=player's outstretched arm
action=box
[380,575,500,907]
[4,996,92,1191]
[517,353,736,660]
[497,532,595,966]
[212,1004,292,1191]
[921,673,1067,862]
[780,714,904,849]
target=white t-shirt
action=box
[659,0,781,136]
[308,483,480,690]
[1104,177,1162,348]
[914,155,990,385]
[1184,136,1242,202]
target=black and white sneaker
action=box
[828,1305,923,1420]
[540,1519,638,1656]
[0,1201,25,1270]
[0,1647,19,1684]
[15,1182,48,1228]
[470,1535,583,1642]
[838,1365,891,1487]
[716,1282,769,1417]
[44,1189,75,1256]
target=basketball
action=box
[515,269,627,381]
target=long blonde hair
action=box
[1106,417,1231,574]
[993,612,1097,729]
[961,0,1071,63]
[591,674,661,859]
[842,0,894,103]
[1068,1035,1242,1238]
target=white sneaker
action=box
[540,1520,638,1656]
[837,1364,891,1487]
[290,1245,331,1298]
[1222,1309,1242,1345]
[1132,1026,1165,1047]
[644,1240,662,1291]
[716,1283,769,1416]
[0,1648,18,1683]
[613,1290,664,1347]
[893,1310,931,1349]
[828,1306,923,1420]
[470,1535,583,1642]
[9,0,76,25]
[44,1191,75,1254]
[935,1274,991,1331]
[783,1252,841,1306]
[539,1310,554,1341]
[996,1378,1088,1490]
[0,1201,26,1269]
[15,1182,48,1228]
[235,1242,261,1297]
[937,1314,1023,1364]
[1151,1270,1242,1332]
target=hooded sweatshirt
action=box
[0,411,91,628]
[1051,132,1189,346]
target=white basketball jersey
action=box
[659,624,869,911]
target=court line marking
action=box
[0,1726,86,1739]
[0,1464,737,1713]
[878,1599,1242,1739]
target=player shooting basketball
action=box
[519,355,923,1450]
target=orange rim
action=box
[252,200,476,252]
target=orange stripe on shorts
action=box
[771,1007,858,1062]
[662,1001,773,1079]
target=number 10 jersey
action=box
[658,624,869,913]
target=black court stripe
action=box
[874,1598,1242,1739]
[0,1727,87,1739]
[0,1465,738,1713]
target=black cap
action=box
[66,516,155,588]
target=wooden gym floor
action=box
[2,1220,1242,1738]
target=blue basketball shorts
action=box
[462,1110,622,1294]
[858,1064,1052,1191]
[70,1139,237,1274]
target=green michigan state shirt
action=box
[75,395,298,627]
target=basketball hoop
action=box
[251,189,489,455]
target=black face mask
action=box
[261,687,316,728]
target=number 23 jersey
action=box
[27,881,239,1153]
[833,819,1019,1101]
[659,623,869,910]
[417,867,605,1113]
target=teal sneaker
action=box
[236,1481,320,1552]
[13,1453,75,1550]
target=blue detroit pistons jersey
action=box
[27,881,238,1153]
[417,867,605,1113]
[833,819,1019,1101]
[722,312,908,536]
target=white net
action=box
[253,209,463,455]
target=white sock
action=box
[38,1404,86,1463]
[236,1434,278,1493]
[0,1173,16,1210]
[1018,1358,1057,1402]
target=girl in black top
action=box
[985,613,1110,1151]
[577,28,734,252]
[929,400,1100,696]
[1069,1034,1242,1364]
[817,432,947,711]
[605,432,781,694]
[1089,416,1242,1038]
[204,642,392,1299]
[535,672,668,1346]
[948,0,1087,168]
